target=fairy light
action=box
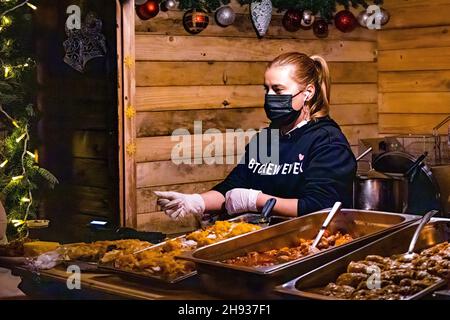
[15,132,26,142]
[11,219,24,227]
[4,65,12,78]
[0,1,48,235]
[1,15,12,26]
[26,2,36,10]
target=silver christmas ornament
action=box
[215,5,236,27]
[250,0,272,37]
[301,9,315,27]
[376,8,390,25]
[135,0,147,5]
[161,0,177,11]
[357,10,370,28]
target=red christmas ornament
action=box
[183,9,209,34]
[334,10,357,33]
[282,9,303,32]
[136,0,160,20]
[313,19,328,38]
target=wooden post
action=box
[117,0,137,228]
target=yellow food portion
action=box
[23,241,60,257]
[62,239,152,262]
[114,221,261,280]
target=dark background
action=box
[34,0,120,242]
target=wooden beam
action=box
[379,92,450,113]
[379,70,450,92]
[378,26,450,50]
[135,35,376,62]
[378,47,450,71]
[135,84,378,111]
[379,114,450,134]
[121,0,137,228]
[383,0,450,29]
[135,103,377,137]
[135,61,377,87]
[136,156,237,188]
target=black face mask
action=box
[264,91,303,128]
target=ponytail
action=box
[309,55,331,120]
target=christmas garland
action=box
[178,0,383,21]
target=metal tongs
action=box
[396,209,438,262]
[310,202,343,250]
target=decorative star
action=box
[124,55,134,68]
[125,105,136,119]
[126,142,136,156]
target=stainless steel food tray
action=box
[275,218,450,300]
[97,213,290,287]
[179,209,419,298]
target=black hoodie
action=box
[212,116,357,216]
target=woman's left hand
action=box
[225,188,262,215]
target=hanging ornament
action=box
[282,9,302,32]
[300,9,315,29]
[215,6,236,27]
[161,0,177,12]
[334,10,357,33]
[135,0,147,5]
[376,8,390,26]
[250,0,272,37]
[136,0,160,20]
[313,18,328,38]
[357,9,370,28]
[183,9,209,34]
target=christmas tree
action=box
[0,0,58,240]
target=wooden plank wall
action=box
[132,1,378,233]
[378,0,450,135]
[34,0,120,243]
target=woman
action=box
[155,52,356,220]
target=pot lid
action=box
[372,151,442,216]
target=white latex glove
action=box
[154,191,205,220]
[225,188,262,216]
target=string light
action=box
[26,2,36,10]
[20,197,31,203]
[1,15,12,27]
[11,219,25,227]
[4,65,12,78]
[0,0,54,237]
[15,132,26,142]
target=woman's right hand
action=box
[154,191,205,220]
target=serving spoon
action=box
[310,201,343,252]
[396,209,438,262]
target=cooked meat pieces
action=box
[222,231,353,268]
[318,241,449,300]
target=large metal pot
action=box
[353,172,408,213]
[353,151,429,213]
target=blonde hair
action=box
[267,52,331,121]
